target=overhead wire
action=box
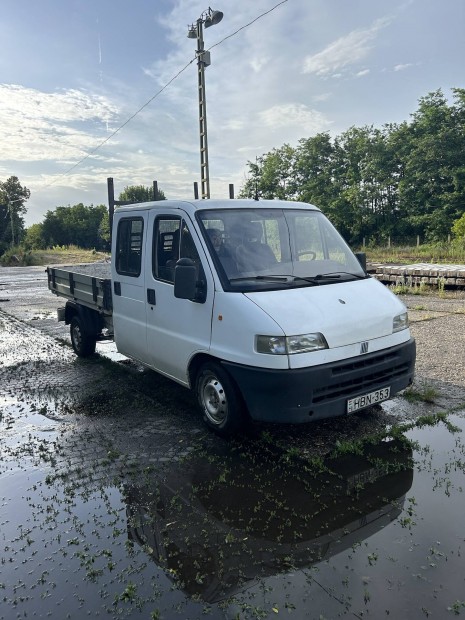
[40,58,196,190]
[34,0,290,194]
[207,0,288,53]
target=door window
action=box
[115,217,144,277]
[153,218,202,283]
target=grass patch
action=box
[30,246,109,266]
[389,281,430,296]
[0,244,109,267]
[363,238,465,264]
[402,384,439,404]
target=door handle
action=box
[114,281,121,296]
[147,288,156,305]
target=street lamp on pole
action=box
[187,7,223,199]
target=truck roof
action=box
[115,199,321,215]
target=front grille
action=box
[331,350,399,375]
[312,349,410,404]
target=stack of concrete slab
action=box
[369,263,465,288]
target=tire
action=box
[70,316,97,357]
[195,362,245,436]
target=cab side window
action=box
[153,218,202,283]
[116,217,144,277]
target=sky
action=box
[1,0,464,226]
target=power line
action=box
[208,0,289,53]
[34,0,290,194]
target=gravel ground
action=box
[403,290,465,388]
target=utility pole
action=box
[187,8,223,199]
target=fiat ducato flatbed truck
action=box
[47,199,415,435]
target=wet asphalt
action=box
[1,265,465,619]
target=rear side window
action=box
[116,217,144,277]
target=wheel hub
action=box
[72,324,82,349]
[202,376,228,425]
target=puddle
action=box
[1,412,464,618]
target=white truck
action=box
[47,199,416,435]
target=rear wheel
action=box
[195,362,245,436]
[70,316,96,357]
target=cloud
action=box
[250,56,270,73]
[312,93,331,103]
[0,84,119,163]
[258,103,332,134]
[394,63,413,71]
[356,69,371,78]
[303,17,391,76]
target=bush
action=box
[0,246,33,266]
[452,213,465,239]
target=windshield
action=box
[198,208,367,291]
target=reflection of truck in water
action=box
[47,199,415,434]
[124,438,413,602]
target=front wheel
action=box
[195,362,245,436]
[70,316,96,357]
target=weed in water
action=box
[447,600,465,615]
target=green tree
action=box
[41,203,108,250]
[23,223,45,249]
[118,184,166,203]
[239,88,465,245]
[294,133,336,207]
[452,212,465,238]
[0,176,30,253]
[397,89,465,241]
[239,145,297,200]
[98,210,110,248]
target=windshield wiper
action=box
[293,272,367,284]
[229,272,367,285]
[229,275,292,283]
[319,271,367,280]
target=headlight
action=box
[393,312,409,333]
[256,333,328,355]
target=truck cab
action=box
[111,199,415,435]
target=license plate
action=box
[347,387,391,413]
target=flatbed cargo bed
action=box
[47,262,113,313]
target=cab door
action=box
[111,213,148,363]
[145,211,214,384]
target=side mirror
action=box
[174,258,206,302]
[355,252,367,272]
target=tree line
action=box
[1,88,464,256]
[0,184,165,255]
[240,88,465,245]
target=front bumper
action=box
[223,338,416,423]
